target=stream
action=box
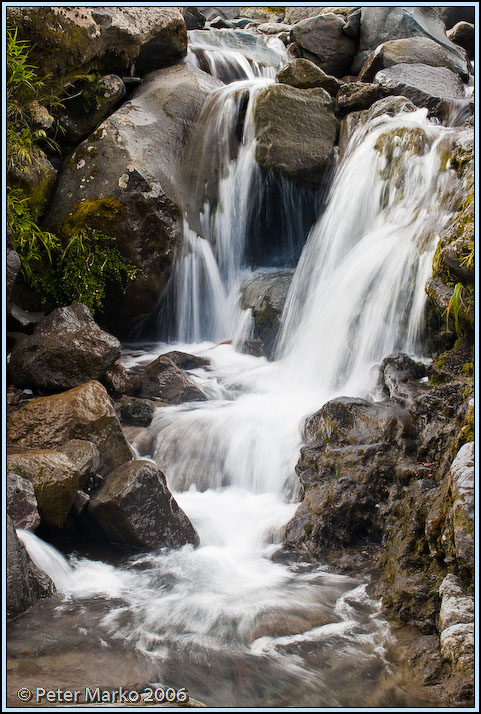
[8,28,456,708]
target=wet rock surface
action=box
[6,380,132,475]
[7,451,81,528]
[7,516,56,619]
[357,7,469,81]
[139,356,208,403]
[253,83,338,185]
[359,37,469,83]
[10,6,187,78]
[373,64,466,116]
[9,304,121,391]
[290,13,357,77]
[89,460,200,550]
[276,58,341,95]
[241,271,293,358]
[45,64,222,338]
[7,472,41,530]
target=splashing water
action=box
[8,52,455,708]
[186,29,287,82]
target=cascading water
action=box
[186,29,287,82]
[9,30,456,708]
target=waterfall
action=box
[10,32,459,708]
[277,109,452,396]
[167,75,322,344]
[186,29,287,82]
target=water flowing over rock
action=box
[186,29,287,82]
[7,517,55,619]
[9,304,121,391]
[45,64,223,338]
[89,460,200,549]
[7,381,132,476]
[357,7,470,81]
[9,6,187,78]
[290,13,357,77]
[7,473,41,530]
[253,83,338,184]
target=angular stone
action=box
[7,516,55,619]
[7,472,41,530]
[291,13,357,77]
[336,81,379,113]
[374,63,466,114]
[359,37,467,83]
[254,83,338,185]
[58,439,101,488]
[358,7,469,81]
[449,442,474,569]
[58,74,126,145]
[162,351,211,371]
[89,459,200,549]
[241,271,293,358]
[118,396,157,426]
[6,380,132,475]
[9,304,121,391]
[439,574,474,631]
[7,451,80,528]
[139,357,207,403]
[276,58,341,95]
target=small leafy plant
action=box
[7,27,140,315]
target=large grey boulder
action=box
[374,64,466,115]
[7,472,41,530]
[45,64,222,337]
[253,83,338,185]
[357,7,470,81]
[290,13,357,77]
[359,37,469,83]
[9,304,121,391]
[89,460,200,549]
[7,380,132,476]
[9,6,187,78]
[241,271,293,358]
[139,356,207,403]
[7,516,55,619]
